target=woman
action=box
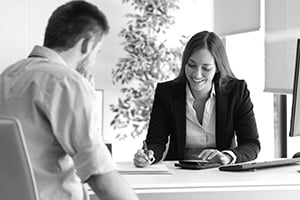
[134,31,260,167]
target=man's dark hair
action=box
[44,0,109,51]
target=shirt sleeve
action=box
[44,73,117,182]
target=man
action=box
[0,1,138,200]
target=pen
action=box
[143,140,148,151]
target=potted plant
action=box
[110,0,185,140]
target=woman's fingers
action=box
[199,149,221,163]
[198,149,232,165]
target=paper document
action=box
[117,162,172,175]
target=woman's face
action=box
[185,48,217,94]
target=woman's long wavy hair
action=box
[175,31,236,89]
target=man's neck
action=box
[53,48,80,70]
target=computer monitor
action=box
[95,89,104,138]
[289,38,300,137]
[94,89,111,153]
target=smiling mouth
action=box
[192,78,206,83]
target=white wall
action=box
[0,0,29,71]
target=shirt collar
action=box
[186,83,216,102]
[29,45,67,67]
[210,84,216,97]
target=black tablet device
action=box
[174,160,221,169]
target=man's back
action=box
[0,46,116,200]
[0,1,139,199]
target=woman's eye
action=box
[187,63,196,68]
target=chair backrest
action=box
[0,116,39,200]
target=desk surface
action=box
[124,161,300,189]
[90,161,300,200]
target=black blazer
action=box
[146,77,260,163]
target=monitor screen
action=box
[289,38,300,137]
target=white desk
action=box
[90,161,300,200]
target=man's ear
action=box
[81,36,95,55]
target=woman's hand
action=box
[133,149,155,168]
[198,149,232,165]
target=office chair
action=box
[0,116,39,200]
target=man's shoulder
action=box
[2,57,88,93]
[31,60,80,81]
[27,60,90,92]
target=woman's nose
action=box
[194,67,203,77]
